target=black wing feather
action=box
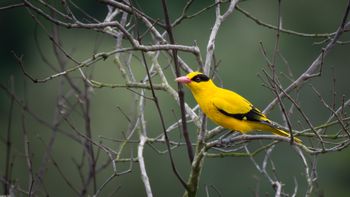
[217,106,268,123]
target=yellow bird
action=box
[176,71,301,144]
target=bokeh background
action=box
[1,0,350,196]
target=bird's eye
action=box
[191,74,210,83]
[194,77,201,82]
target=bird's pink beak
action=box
[175,76,191,84]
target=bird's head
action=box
[175,72,215,94]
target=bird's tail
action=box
[270,127,302,144]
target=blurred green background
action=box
[1,0,350,196]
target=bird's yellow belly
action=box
[200,100,254,133]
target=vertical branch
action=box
[183,113,208,197]
[138,135,153,196]
[203,0,240,75]
[136,68,153,197]
[3,76,14,195]
[161,0,194,163]
[138,95,153,197]
[269,0,295,143]
[293,146,314,197]
[82,80,97,194]
[183,146,206,197]
[22,114,34,197]
[139,49,188,190]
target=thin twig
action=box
[161,0,194,163]
[0,2,25,11]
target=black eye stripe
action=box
[190,74,210,82]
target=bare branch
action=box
[203,0,240,75]
[161,0,194,163]
[138,135,153,197]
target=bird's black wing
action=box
[217,106,269,123]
